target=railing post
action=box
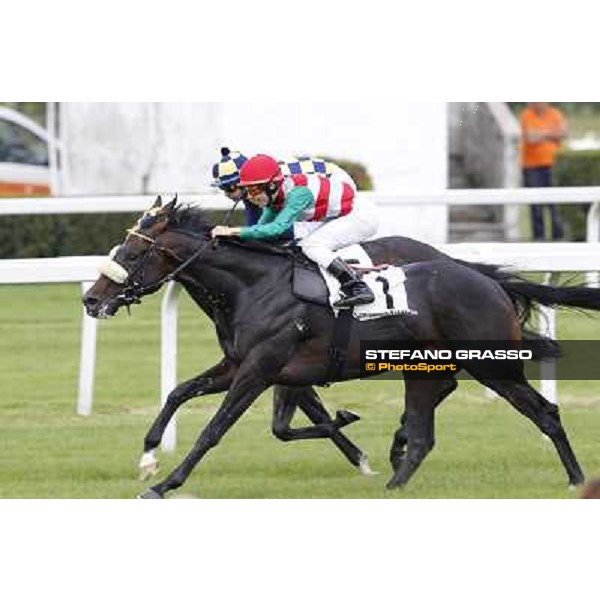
[539,306,557,405]
[539,274,558,405]
[77,281,97,416]
[586,202,600,287]
[160,281,182,452]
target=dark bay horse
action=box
[83,198,597,498]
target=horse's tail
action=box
[457,258,600,319]
[456,259,600,362]
[521,330,563,361]
[501,279,600,312]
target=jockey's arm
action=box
[239,187,314,241]
[256,206,277,225]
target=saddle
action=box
[219,238,385,306]
[292,251,330,306]
[292,247,389,306]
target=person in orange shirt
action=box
[520,102,568,240]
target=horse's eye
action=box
[124,250,140,262]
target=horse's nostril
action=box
[83,295,98,308]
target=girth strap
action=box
[325,308,354,384]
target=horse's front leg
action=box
[139,357,273,499]
[139,358,237,480]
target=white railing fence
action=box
[3,244,600,451]
[2,186,600,214]
[3,188,600,451]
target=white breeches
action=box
[299,199,379,268]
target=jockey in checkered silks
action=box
[211,152,378,309]
[212,147,358,226]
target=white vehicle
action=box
[0,106,52,196]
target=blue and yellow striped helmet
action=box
[211,147,248,188]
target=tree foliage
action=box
[554,149,600,240]
[0,102,46,125]
[320,156,374,191]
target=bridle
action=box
[106,201,240,309]
[115,229,207,307]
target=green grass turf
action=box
[1,283,600,498]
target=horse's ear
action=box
[153,195,162,209]
[163,194,178,213]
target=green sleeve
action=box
[257,206,277,226]
[239,187,314,240]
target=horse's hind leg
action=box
[297,388,375,473]
[387,378,448,489]
[271,387,352,441]
[389,377,457,471]
[480,375,584,487]
[272,386,372,473]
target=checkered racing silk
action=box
[279,156,336,178]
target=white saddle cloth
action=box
[319,244,418,320]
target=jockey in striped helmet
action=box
[212,148,357,228]
[211,154,378,309]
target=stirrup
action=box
[334,289,375,309]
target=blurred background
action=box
[1,101,599,259]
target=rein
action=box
[115,200,241,305]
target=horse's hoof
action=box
[336,409,361,428]
[138,452,159,481]
[139,461,160,481]
[137,488,163,499]
[569,479,584,492]
[358,454,379,476]
[386,475,405,490]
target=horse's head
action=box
[83,195,207,319]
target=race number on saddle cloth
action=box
[230,154,379,310]
[320,245,417,321]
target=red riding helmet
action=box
[239,154,283,187]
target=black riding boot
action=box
[327,258,375,309]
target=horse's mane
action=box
[167,204,298,259]
[168,204,214,238]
